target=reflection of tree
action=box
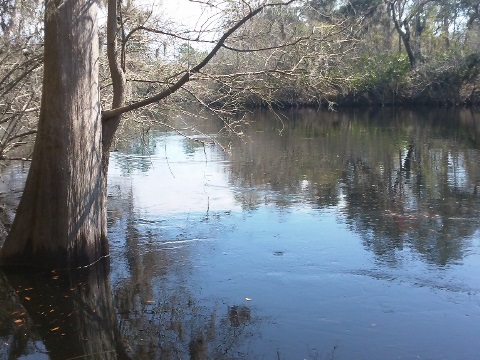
[343,152,480,266]
[0,262,129,360]
[106,178,260,359]
[0,273,35,360]
[112,128,166,175]
[227,108,480,266]
[114,290,257,359]
[1,229,259,360]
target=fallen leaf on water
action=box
[24,287,33,291]
[50,327,60,332]
[52,276,59,280]
[24,296,31,301]
[146,300,155,304]
[14,319,23,324]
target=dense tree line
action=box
[327,0,480,106]
[202,0,480,107]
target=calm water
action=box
[1,108,480,359]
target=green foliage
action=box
[460,53,480,80]
[410,52,480,103]
[348,53,410,103]
[336,0,383,17]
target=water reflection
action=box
[1,108,480,359]
[106,177,260,359]
[1,250,258,359]
[227,108,480,267]
[0,262,126,360]
[103,108,480,358]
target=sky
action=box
[161,0,207,26]
[98,0,213,30]
[139,0,216,29]
[136,0,222,52]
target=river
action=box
[1,107,480,359]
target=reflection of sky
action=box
[109,134,241,215]
[447,152,470,189]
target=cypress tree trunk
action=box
[0,0,108,268]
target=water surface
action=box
[1,108,480,359]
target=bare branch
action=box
[124,25,217,45]
[221,34,311,53]
[102,0,298,120]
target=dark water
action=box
[1,108,480,359]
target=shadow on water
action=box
[0,261,128,360]
[0,260,259,359]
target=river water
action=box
[1,108,480,359]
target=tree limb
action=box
[102,0,298,120]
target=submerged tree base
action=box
[0,259,131,359]
[0,236,110,270]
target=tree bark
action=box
[102,0,126,174]
[389,3,416,68]
[0,0,107,268]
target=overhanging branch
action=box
[102,0,298,120]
